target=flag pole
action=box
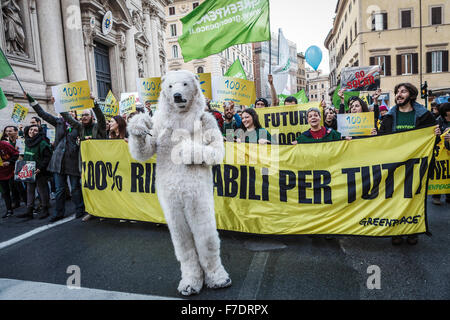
[0,47,26,94]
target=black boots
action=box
[37,206,49,220]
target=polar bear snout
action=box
[173,92,187,104]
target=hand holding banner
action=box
[52,80,94,113]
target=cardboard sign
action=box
[341,66,381,92]
[136,77,161,105]
[211,76,256,106]
[337,112,375,136]
[52,80,94,113]
[119,93,137,115]
[101,91,119,120]
[11,103,28,124]
[14,160,36,183]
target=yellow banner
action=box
[11,103,28,124]
[428,129,450,195]
[337,112,375,136]
[254,102,322,145]
[137,77,162,105]
[52,80,94,113]
[81,127,436,236]
[212,76,256,106]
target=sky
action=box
[269,0,337,74]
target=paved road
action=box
[0,197,449,302]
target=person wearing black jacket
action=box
[16,125,52,220]
[24,93,86,222]
[377,83,441,246]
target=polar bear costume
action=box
[127,70,231,296]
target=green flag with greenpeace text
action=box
[224,58,247,80]
[179,0,271,62]
[278,89,308,105]
[0,48,13,79]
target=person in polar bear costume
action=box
[127,70,231,296]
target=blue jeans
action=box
[53,173,84,218]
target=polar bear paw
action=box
[178,276,204,296]
[127,113,153,137]
[205,268,232,289]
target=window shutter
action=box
[383,13,388,30]
[396,54,402,75]
[426,52,432,73]
[443,51,449,72]
[385,55,391,76]
[412,53,419,74]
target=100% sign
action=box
[83,161,123,191]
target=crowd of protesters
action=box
[1,77,449,246]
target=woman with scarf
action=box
[16,125,52,220]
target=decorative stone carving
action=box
[2,0,27,56]
[132,10,143,31]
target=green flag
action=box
[179,0,271,62]
[0,88,8,110]
[332,84,360,111]
[278,89,309,105]
[224,58,247,80]
[0,48,13,79]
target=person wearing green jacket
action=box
[17,125,53,220]
[293,107,342,144]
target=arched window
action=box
[197,66,204,73]
[172,45,178,58]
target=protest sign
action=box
[14,161,36,183]
[336,112,375,137]
[254,102,322,145]
[81,126,436,237]
[198,73,213,100]
[428,129,450,195]
[136,77,162,105]
[100,91,119,120]
[211,75,256,106]
[119,93,137,115]
[11,103,28,123]
[52,80,94,113]
[341,66,381,92]
[342,66,381,91]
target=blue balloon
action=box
[305,46,322,71]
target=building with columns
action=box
[0,0,171,127]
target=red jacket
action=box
[0,141,19,180]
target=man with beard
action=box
[379,83,439,134]
[222,101,242,141]
[378,83,441,246]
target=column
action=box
[143,7,155,76]
[36,0,68,85]
[61,0,88,82]
[149,8,161,77]
[124,27,138,92]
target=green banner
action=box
[278,89,308,105]
[225,58,247,80]
[332,84,360,111]
[179,0,271,62]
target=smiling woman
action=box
[293,107,341,144]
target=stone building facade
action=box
[0,0,171,127]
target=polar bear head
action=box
[159,70,205,114]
